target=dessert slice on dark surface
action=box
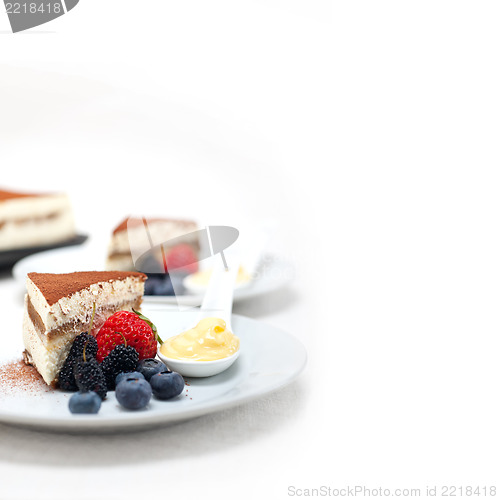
[0,188,76,251]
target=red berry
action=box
[163,244,198,274]
[95,311,157,363]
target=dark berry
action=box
[101,345,139,390]
[137,358,167,381]
[68,391,101,414]
[155,275,175,296]
[143,276,158,295]
[150,370,184,400]
[58,360,79,391]
[144,274,174,296]
[74,358,107,400]
[144,273,186,296]
[115,371,145,387]
[115,378,152,410]
[58,333,98,391]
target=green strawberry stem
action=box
[116,331,127,347]
[132,308,164,344]
[83,303,97,362]
[83,339,89,363]
[89,302,96,336]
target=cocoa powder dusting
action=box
[0,359,52,395]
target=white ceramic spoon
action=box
[182,224,271,295]
[157,254,241,377]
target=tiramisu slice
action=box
[0,188,76,251]
[106,216,199,271]
[22,271,146,387]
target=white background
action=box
[1,1,498,499]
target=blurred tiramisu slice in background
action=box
[0,188,76,251]
[106,216,199,272]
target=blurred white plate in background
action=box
[12,243,294,306]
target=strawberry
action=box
[163,244,198,274]
[95,310,161,363]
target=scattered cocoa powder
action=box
[0,359,52,395]
[184,379,192,399]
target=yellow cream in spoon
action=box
[160,317,240,361]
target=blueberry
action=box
[144,275,163,295]
[115,378,152,410]
[153,274,175,296]
[68,391,102,414]
[150,370,185,400]
[144,273,185,296]
[115,371,145,387]
[137,358,167,381]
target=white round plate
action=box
[0,305,306,432]
[12,243,294,306]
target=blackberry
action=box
[74,358,107,400]
[101,345,139,390]
[58,333,98,391]
[58,361,79,391]
[68,333,98,360]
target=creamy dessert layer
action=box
[26,272,145,333]
[0,211,75,250]
[26,296,143,342]
[23,310,77,387]
[0,192,71,220]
